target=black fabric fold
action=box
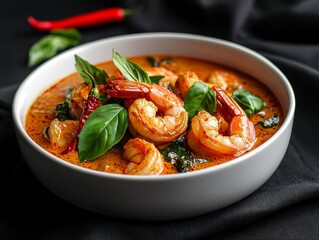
[0,84,19,112]
[1,0,319,239]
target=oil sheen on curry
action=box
[25,52,283,175]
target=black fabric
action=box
[1,0,319,239]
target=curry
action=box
[25,52,283,175]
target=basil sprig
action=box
[78,104,128,162]
[75,55,108,85]
[74,54,126,161]
[55,88,72,121]
[112,51,151,83]
[232,88,264,117]
[184,82,216,119]
[146,56,173,67]
[160,135,208,173]
[257,114,280,128]
[28,29,81,67]
[150,75,164,84]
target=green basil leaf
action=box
[28,29,81,67]
[184,82,216,119]
[50,28,81,40]
[78,104,128,162]
[74,55,108,85]
[55,88,73,121]
[257,114,280,128]
[160,135,208,173]
[146,56,174,67]
[112,51,151,83]
[232,88,264,117]
[150,75,164,84]
[146,56,159,67]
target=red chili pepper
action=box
[63,76,100,154]
[28,7,133,31]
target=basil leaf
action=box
[160,135,208,173]
[112,51,151,83]
[74,55,108,85]
[78,104,128,162]
[146,56,174,67]
[55,88,72,121]
[146,56,159,67]
[50,29,81,40]
[257,114,280,128]
[28,29,81,67]
[184,82,216,119]
[232,88,264,117]
[160,135,194,173]
[150,75,164,84]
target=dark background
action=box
[1,0,319,239]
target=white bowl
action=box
[12,33,295,221]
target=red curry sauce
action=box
[25,55,283,175]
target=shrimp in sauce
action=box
[123,138,164,175]
[45,118,78,148]
[144,66,178,89]
[25,54,283,175]
[106,80,188,145]
[187,86,256,157]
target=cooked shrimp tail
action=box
[106,79,150,99]
[214,86,246,122]
[123,138,164,175]
[187,86,256,157]
[106,80,188,144]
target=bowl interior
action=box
[13,32,295,176]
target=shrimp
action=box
[187,86,256,157]
[123,138,164,175]
[144,66,178,89]
[106,80,188,144]
[45,118,78,148]
[206,69,240,91]
[175,70,240,100]
[174,71,200,99]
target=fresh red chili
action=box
[63,76,100,154]
[28,7,133,31]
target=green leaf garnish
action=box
[74,55,108,85]
[150,75,164,84]
[55,88,72,121]
[146,56,173,67]
[160,135,208,173]
[112,51,151,83]
[184,82,216,119]
[78,104,128,162]
[232,88,264,117]
[257,114,280,128]
[28,29,81,67]
[50,29,81,40]
[146,56,159,67]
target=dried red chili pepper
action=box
[28,7,133,31]
[63,73,100,154]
